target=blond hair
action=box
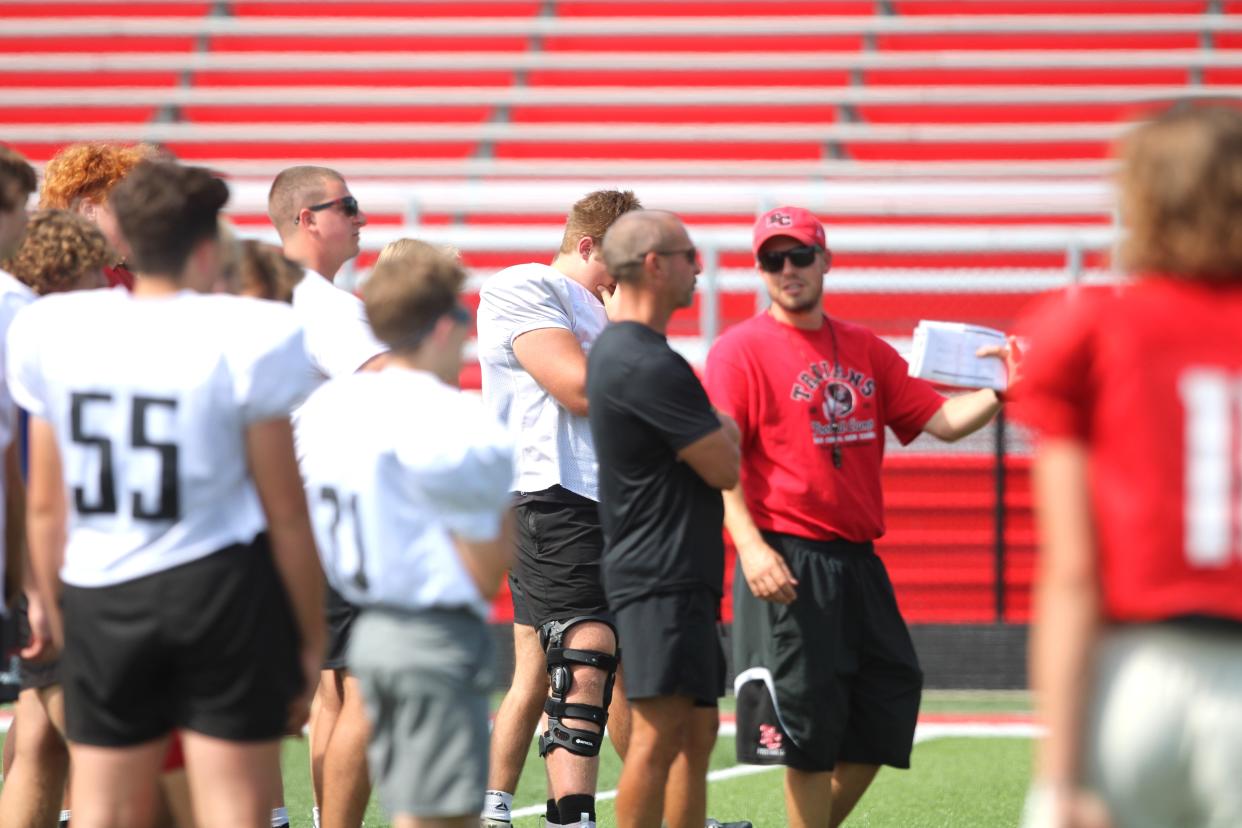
[363,242,465,352]
[1117,104,1242,282]
[558,190,643,255]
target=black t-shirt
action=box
[587,321,725,610]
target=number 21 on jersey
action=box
[1180,369,1242,566]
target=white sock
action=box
[59,811,71,826]
[270,806,289,827]
[482,790,515,821]
[312,806,321,828]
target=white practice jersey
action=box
[6,289,315,588]
[298,368,514,619]
[291,268,385,389]
[0,269,34,614]
[476,262,606,500]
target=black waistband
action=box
[760,530,874,555]
[514,484,597,508]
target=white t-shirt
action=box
[298,368,514,619]
[0,269,34,614]
[290,268,385,389]
[6,289,315,588]
[476,262,607,501]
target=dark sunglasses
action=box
[757,244,822,273]
[295,195,360,224]
[652,246,698,265]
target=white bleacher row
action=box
[1,84,1233,108]
[0,120,1165,144]
[4,49,1239,71]
[222,178,1117,222]
[2,13,1239,36]
[232,222,1116,341]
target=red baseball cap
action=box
[752,206,828,256]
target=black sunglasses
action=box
[295,195,360,224]
[757,244,822,273]
[652,246,698,265]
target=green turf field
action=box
[2,691,1036,828]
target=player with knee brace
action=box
[476,191,642,828]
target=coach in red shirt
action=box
[705,206,1017,828]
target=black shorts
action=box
[732,533,922,772]
[61,534,303,747]
[0,606,20,703]
[509,486,611,632]
[323,585,359,671]
[614,588,724,706]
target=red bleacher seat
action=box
[508,105,840,125]
[555,1,873,15]
[526,69,854,87]
[228,2,541,16]
[183,105,495,124]
[539,34,866,53]
[863,67,1191,86]
[0,106,159,124]
[892,1,1208,13]
[0,71,180,88]
[857,102,1155,124]
[163,141,479,160]
[1,36,198,53]
[875,32,1200,51]
[207,35,530,52]
[191,70,517,87]
[847,141,1112,162]
[492,141,824,161]
[0,2,210,15]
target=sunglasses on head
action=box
[295,195,360,224]
[757,244,822,273]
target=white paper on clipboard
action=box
[908,320,1008,391]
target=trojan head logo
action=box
[822,382,855,419]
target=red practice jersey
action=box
[706,311,945,543]
[1016,278,1242,624]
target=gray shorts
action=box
[348,607,494,819]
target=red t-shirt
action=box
[706,311,945,543]
[1014,278,1242,624]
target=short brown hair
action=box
[268,165,344,233]
[236,239,303,303]
[39,142,157,210]
[558,190,642,254]
[1,209,112,295]
[110,161,229,276]
[1118,103,1242,283]
[0,145,37,211]
[363,242,465,352]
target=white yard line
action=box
[511,720,1041,819]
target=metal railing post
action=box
[702,245,721,345]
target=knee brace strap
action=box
[539,646,620,759]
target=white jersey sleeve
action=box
[479,265,573,349]
[226,301,317,423]
[291,269,385,381]
[6,299,48,420]
[0,270,34,615]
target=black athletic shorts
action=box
[614,588,724,706]
[61,534,303,747]
[0,606,19,703]
[732,533,923,772]
[323,585,359,671]
[509,486,611,632]
[15,593,62,691]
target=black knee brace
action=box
[537,615,620,759]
